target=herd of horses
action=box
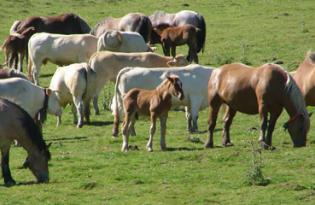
[0,10,313,187]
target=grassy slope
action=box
[0,0,315,204]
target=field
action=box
[1,0,315,204]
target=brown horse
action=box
[292,51,315,106]
[1,27,36,72]
[0,67,28,79]
[11,13,91,34]
[121,75,184,152]
[149,10,206,53]
[91,13,152,43]
[0,98,51,186]
[207,63,309,149]
[153,24,199,63]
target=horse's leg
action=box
[171,46,176,58]
[13,52,18,70]
[122,113,132,152]
[56,115,62,127]
[18,52,24,72]
[258,106,269,149]
[93,95,100,115]
[147,113,157,152]
[265,110,282,149]
[190,98,204,132]
[73,96,84,128]
[162,43,170,56]
[129,117,137,136]
[32,62,41,85]
[160,115,168,150]
[185,106,193,133]
[222,107,236,147]
[1,146,16,186]
[205,94,222,148]
[71,103,78,125]
[84,98,91,124]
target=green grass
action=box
[1,0,315,204]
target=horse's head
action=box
[166,75,184,100]
[47,89,62,117]
[284,113,309,147]
[28,143,51,183]
[98,30,122,51]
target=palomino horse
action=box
[10,13,91,34]
[121,75,184,152]
[90,13,152,43]
[293,51,315,106]
[149,10,206,53]
[0,98,51,186]
[207,63,309,149]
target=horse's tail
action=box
[10,20,22,34]
[196,14,206,53]
[77,16,91,34]
[136,16,152,43]
[112,67,133,137]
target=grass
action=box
[1,0,315,204]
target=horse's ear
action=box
[45,88,52,96]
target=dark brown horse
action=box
[0,98,51,186]
[149,10,206,53]
[153,24,199,63]
[11,13,91,34]
[207,63,309,149]
[90,13,152,43]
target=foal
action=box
[153,24,199,63]
[121,75,184,152]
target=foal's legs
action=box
[122,113,132,152]
[1,146,16,186]
[222,106,236,146]
[73,96,84,128]
[159,115,168,150]
[258,106,269,149]
[171,46,176,58]
[147,113,157,152]
[93,96,100,115]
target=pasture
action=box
[0,0,315,204]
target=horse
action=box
[149,10,206,53]
[10,13,91,34]
[1,27,36,72]
[153,24,199,63]
[292,51,315,106]
[121,75,184,152]
[207,63,309,149]
[0,67,28,79]
[0,98,51,186]
[90,13,152,43]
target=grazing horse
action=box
[121,75,184,152]
[149,10,206,53]
[153,24,199,63]
[11,13,91,34]
[90,13,152,43]
[0,98,51,186]
[1,27,36,72]
[207,63,309,149]
[292,51,315,106]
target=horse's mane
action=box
[308,52,315,64]
[285,73,308,119]
[1,98,51,159]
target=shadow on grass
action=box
[86,121,113,127]
[165,147,205,151]
[0,181,54,188]
[47,136,88,142]
[40,73,54,78]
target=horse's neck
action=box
[156,83,172,100]
[16,136,41,156]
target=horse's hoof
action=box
[95,111,100,115]
[121,147,128,152]
[5,179,16,187]
[76,123,83,128]
[112,130,118,137]
[223,142,234,147]
[260,141,274,150]
[147,147,153,152]
[204,142,214,149]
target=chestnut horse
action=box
[149,10,206,53]
[0,98,51,186]
[121,75,184,152]
[293,51,315,106]
[10,13,91,34]
[90,13,152,43]
[207,63,309,149]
